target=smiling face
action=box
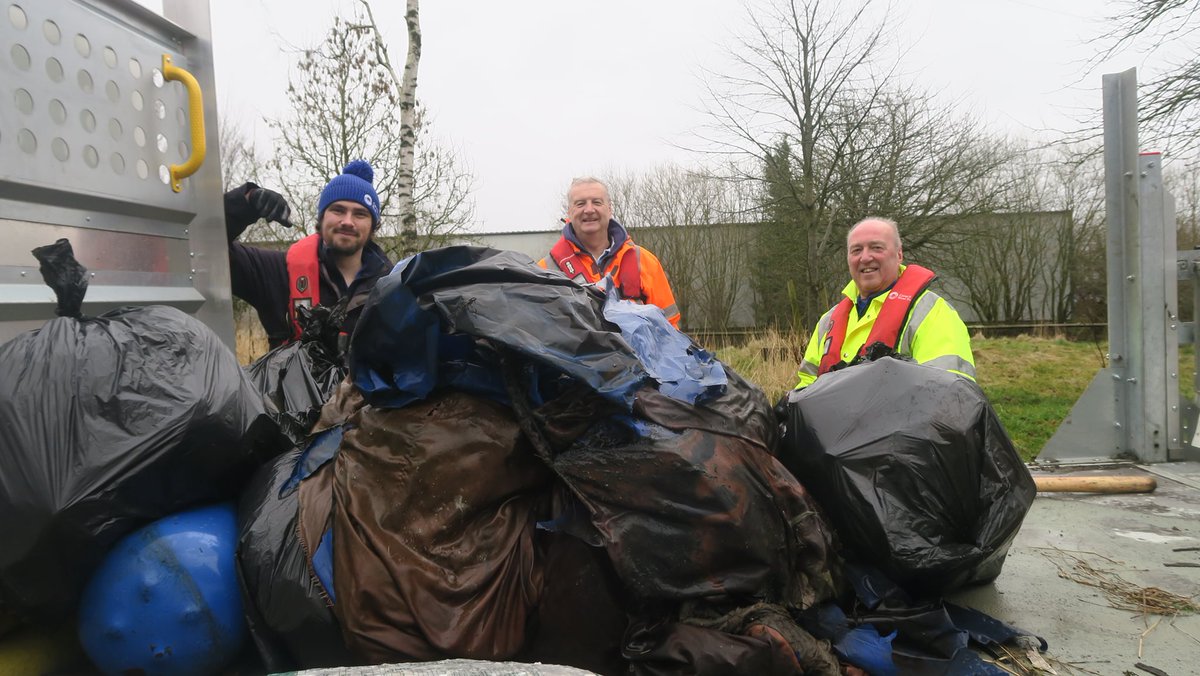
[846,219,903,296]
[319,200,374,257]
[566,181,613,243]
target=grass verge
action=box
[715,333,1119,462]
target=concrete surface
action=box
[950,462,1200,675]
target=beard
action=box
[322,230,366,257]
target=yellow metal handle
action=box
[161,54,206,193]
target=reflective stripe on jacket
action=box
[795,264,975,389]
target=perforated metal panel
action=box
[0,0,232,345]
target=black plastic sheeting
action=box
[256,246,844,672]
[350,246,651,410]
[347,246,839,609]
[245,304,347,445]
[0,239,281,620]
[236,448,352,671]
[779,356,1036,596]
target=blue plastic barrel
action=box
[77,503,247,676]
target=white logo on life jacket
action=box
[564,260,576,275]
[888,291,913,302]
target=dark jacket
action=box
[224,183,393,348]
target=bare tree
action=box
[1046,148,1107,325]
[822,92,1018,250]
[605,164,762,331]
[1095,0,1200,156]
[218,119,289,244]
[266,2,473,258]
[699,0,891,326]
[219,117,264,192]
[701,0,1013,330]
[928,145,1107,326]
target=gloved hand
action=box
[773,391,792,426]
[247,187,294,228]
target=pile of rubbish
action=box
[0,242,1040,675]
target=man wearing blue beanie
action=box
[224,159,393,351]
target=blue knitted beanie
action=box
[317,160,381,228]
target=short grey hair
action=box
[567,176,611,204]
[847,216,902,249]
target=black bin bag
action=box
[236,447,352,671]
[778,356,1035,596]
[245,304,348,445]
[0,240,280,620]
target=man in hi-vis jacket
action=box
[794,217,974,389]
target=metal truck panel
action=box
[0,0,231,346]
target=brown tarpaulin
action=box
[291,367,843,673]
[229,247,852,673]
[300,388,553,663]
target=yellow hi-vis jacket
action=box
[795,266,976,389]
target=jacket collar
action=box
[562,218,631,270]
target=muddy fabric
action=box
[519,533,630,676]
[679,603,843,675]
[287,247,847,673]
[623,616,825,676]
[539,380,840,610]
[326,391,554,663]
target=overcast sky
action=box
[139,0,1154,232]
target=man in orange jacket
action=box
[537,177,681,328]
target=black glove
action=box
[247,187,294,228]
[773,391,792,426]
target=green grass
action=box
[713,334,1173,462]
[973,337,1106,460]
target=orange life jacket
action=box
[817,264,937,375]
[548,237,646,302]
[285,233,321,341]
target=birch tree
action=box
[353,0,422,255]
[266,1,473,257]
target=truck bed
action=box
[950,462,1200,675]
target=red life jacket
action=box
[285,233,321,341]
[549,237,645,302]
[817,264,937,375]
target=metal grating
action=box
[0,0,232,345]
